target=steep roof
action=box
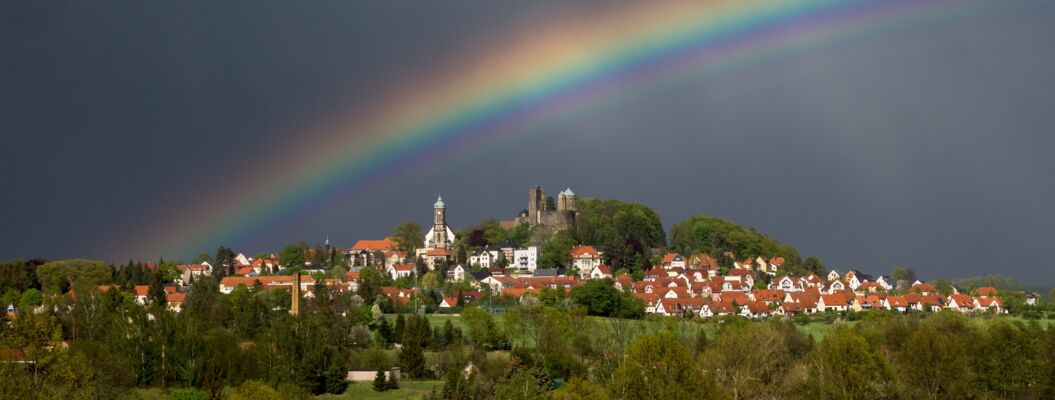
[352,238,394,251]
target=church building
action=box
[424,195,456,249]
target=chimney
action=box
[291,271,301,316]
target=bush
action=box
[277,383,312,400]
[170,388,209,400]
[228,380,281,400]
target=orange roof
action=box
[975,287,998,297]
[887,296,908,307]
[977,297,1003,307]
[752,289,786,302]
[236,267,254,275]
[912,283,937,293]
[344,271,360,281]
[392,263,415,272]
[570,245,600,258]
[661,253,682,264]
[820,294,849,306]
[352,238,394,251]
[440,296,459,307]
[948,294,974,307]
[426,248,451,256]
[166,293,187,303]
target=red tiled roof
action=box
[661,253,682,264]
[570,245,600,258]
[352,238,394,251]
[820,294,849,306]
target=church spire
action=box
[434,195,445,209]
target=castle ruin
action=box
[521,186,577,230]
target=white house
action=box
[513,246,539,273]
[770,276,804,292]
[470,249,500,269]
[570,245,603,278]
[387,263,415,280]
[817,294,849,312]
[448,265,466,282]
[589,264,612,280]
[826,270,842,283]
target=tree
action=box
[399,341,426,378]
[669,215,801,268]
[214,246,236,276]
[611,332,716,400]
[35,259,110,293]
[393,221,424,254]
[568,278,641,318]
[803,256,825,275]
[809,327,892,399]
[538,231,577,269]
[18,288,42,310]
[495,367,548,400]
[891,267,918,290]
[280,244,305,270]
[895,317,975,398]
[461,306,502,350]
[147,270,166,308]
[373,369,389,392]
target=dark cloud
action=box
[2,1,1054,283]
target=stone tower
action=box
[528,186,546,224]
[558,188,577,211]
[432,195,448,249]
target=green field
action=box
[319,380,441,400]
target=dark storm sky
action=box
[2,1,1054,283]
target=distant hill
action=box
[952,274,1052,298]
[668,215,802,268]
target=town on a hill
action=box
[2,187,1052,399]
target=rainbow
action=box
[120,0,983,259]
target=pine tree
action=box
[373,369,388,392]
[694,330,708,355]
[394,314,406,344]
[399,341,426,379]
[148,270,166,308]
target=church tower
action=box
[432,195,448,249]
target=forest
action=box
[2,269,1055,400]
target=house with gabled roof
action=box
[738,301,772,318]
[660,253,685,269]
[817,294,850,312]
[884,296,909,312]
[946,294,975,313]
[770,275,804,292]
[439,296,459,309]
[975,297,1005,314]
[825,280,846,294]
[350,237,394,266]
[387,263,416,280]
[589,264,612,280]
[826,269,842,282]
[570,245,603,277]
[911,281,937,295]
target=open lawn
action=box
[320,380,441,400]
